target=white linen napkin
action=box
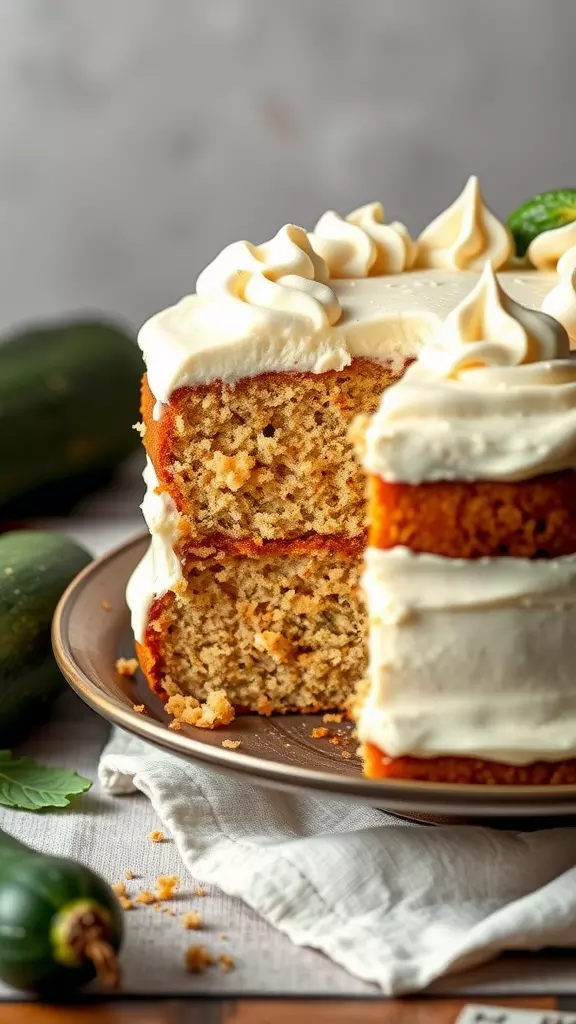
[99,728,576,996]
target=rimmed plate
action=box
[52,534,576,821]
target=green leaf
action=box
[0,751,91,810]
[507,188,576,256]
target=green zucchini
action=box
[507,188,576,256]
[0,319,142,510]
[0,531,91,740]
[0,827,123,993]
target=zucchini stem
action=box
[84,938,120,991]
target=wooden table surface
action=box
[0,997,571,1023]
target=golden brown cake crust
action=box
[363,743,576,786]
[141,359,407,543]
[368,472,576,558]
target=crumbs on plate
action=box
[115,657,139,677]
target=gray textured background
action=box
[1,0,575,334]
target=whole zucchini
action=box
[0,319,142,509]
[0,828,123,993]
[0,531,91,741]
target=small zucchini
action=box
[0,828,123,993]
[0,531,92,742]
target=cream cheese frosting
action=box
[528,221,576,271]
[415,175,513,272]
[542,265,576,346]
[126,458,182,643]
[360,262,576,483]
[309,202,416,277]
[359,547,576,764]
[139,267,554,403]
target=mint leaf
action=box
[0,751,91,810]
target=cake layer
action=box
[362,746,576,785]
[142,359,401,542]
[368,471,576,558]
[133,536,366,712]
[358,547,576,766]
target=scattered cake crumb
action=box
[119,897,134,911]
[133,704,146,714]
[194,887,206,898]
[149,830,165,843]
[323,712,343,723]
[101,599,112,611]
[132,421,146,437]
[312,727,330,739]
[222,739,241,750]
[125,870,135,880]
[219,932,228,940]
[136,890,156,905]
[185,946,214,974]
[169,719,182,731]
[166,690,235,730]
[112,881,127,897]
[341,750,353,760]
[218,953,235,973]
[115,657,139,677]
[182,911,203,930]
[155,874,179,900]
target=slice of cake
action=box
[127,178,572,724]
[354,262,576,784]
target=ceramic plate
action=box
[52,534,576,822]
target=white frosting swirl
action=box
[309,202,416,277]
[360,262,576,483]
[527,221,576,271]
[542,266,576,347]
[558,244,576,276]
[416,175,513,272]
[196,224,341,330]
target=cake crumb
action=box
[341,750,353,760]
[322,712,343,723]
[112,881,127,897]
[132,421,146,438]
[182,911,202,930]
[167,908,176,917]
[206,450,255,492]
[169,719,182,731]
[155,874,179,900]
[256,695,274,716]
[133,704,146,714]
[166,690,235,730]
[135,890,156,905]
[185,946,214,974]
[218,953,235,973]
[115,657,139,677]
[153,902,163,912]
[119,897,134,911]
[312,727,330,739]
[125,870,135,880]
[222,739,241,750]
[194,887,206,898]
[101,599,112,611]
[149,830,165,843]
[219,932,228,940]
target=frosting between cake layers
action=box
[139,268,555,403]
[126,458,182,643]
[359,546,576,764]
[360,263,576,483]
